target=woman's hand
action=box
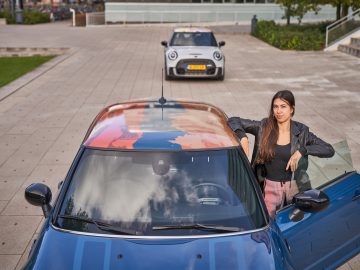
[286,150,302,172]
[240,137,249,158]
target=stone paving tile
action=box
[2,186,42,216]
[38,149,78,166]
[22,164,69,190]
[14,233,38,270]
[338,263,352,270]
[6,121,43,135]
[0,134,30,151]
[348,254,360,270]
[0,148,17,168]
[0,216,42,255]
[0,97,28,114]
[0,141,53,177]
[0,176,24,201]
[28,127,63,142]
[0,201,7,214]
[0,255,21,270]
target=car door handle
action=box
[352,190,360,201]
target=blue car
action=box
[24,99,360,270]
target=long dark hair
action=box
[257,90,295,163]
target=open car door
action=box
[275,141,360,269]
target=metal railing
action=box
[326,8,360,47]
[86,12,105,26]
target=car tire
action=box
[218,67,225,81]
[164,64,171,81]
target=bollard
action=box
[70,8,75,26]
[15,8,23,24]
[251,14,258,35]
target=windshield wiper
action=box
[58,214,143,235]
[152,223,243,232]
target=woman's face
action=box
[272,98,294,124]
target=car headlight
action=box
[168,50,178,60]
[213,51,222,61]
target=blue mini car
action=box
[24,99,360,270]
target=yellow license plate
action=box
[187,65,206,70]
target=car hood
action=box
[169,46,221,59]
[25,224,285,270]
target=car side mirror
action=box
[25,183,52,218]
[219,41,225,47]
[292,189,329,212]
[161,40,168,47]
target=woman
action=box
[228,90,335,217]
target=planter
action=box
[0,18,6,25]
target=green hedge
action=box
[23,11,50,24]
[0,11,16,24]
[253,20,330,51]
[0,11,50,24]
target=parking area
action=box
[0,22,359,270]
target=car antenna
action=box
[159,68,167,120]
[159,68,167,105]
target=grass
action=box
[0,55,55,88]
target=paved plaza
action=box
[0,22,359,270]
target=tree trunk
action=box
[286,7,291,25]
[341,4,349,18]
[336,4,341,20]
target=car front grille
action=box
[176,59,216,75]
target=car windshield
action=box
[57,148,266,236]
[170,32,218,47]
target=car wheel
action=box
[165,70,171,81]
[218,67,225,81]
[165,64,171,81]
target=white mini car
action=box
[161,27,225,80]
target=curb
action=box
[0,49,75,102]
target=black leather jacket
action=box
[228,117,335,191]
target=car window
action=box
[57,148,266,236]
[275,140,355,213]
[170,32,218,47]
[307,140,355,188]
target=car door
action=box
[275,141,360,270]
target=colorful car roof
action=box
[174,27,212,33]
[83,100,239,150]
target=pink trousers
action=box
[264,179,299,218]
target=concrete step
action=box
[338,44,360,57]
[350,37,360,47]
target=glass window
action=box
[307,140,355,189]
[57,148,266,236]
[170,32,218,47]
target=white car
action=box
[161,27,225,80]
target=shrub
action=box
[23,11,50,24]
[253,20,328,51]
[0,11,16,24]
[0,10,49,24]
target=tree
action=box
[352,0,360,10]
[319,0,360,20]
[276,0,320,25]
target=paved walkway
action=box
[0,22,359,270]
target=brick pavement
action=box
[0,22,359,270]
